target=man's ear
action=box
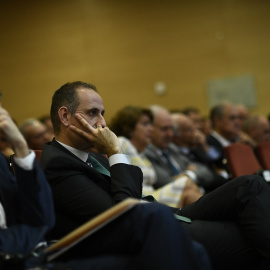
[58,106,70,127]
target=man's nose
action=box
[97,115,106,127]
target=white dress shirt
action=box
[57,140,131,166]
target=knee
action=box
[236,175,266,202]
[137,202,171,217]
[236,175,265,187]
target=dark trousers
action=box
[179,175,270,270]
[55,203,211,270]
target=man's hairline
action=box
[69,86,99,113]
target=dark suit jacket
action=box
[173,145,229,191]
[143,143,215,189]
[0,152,54,259]
[206,134,230,174]
[40,141,265,270]
[40,139,143,238]
[178,146,212,166]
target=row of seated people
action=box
[17,101,270,195]
[171,103,270,175]
[19,105,270,192]
[171,103,270,177]
[10,95,270,198]
[0,97,211,269]
[205,103,270,177]
[5,96,270,210]
[109,102,270,204]
[3,81,270,269]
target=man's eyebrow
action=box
[86,107,105,115]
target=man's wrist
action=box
[109,154,131,166]
[184,170,198,183]
[12,140,29,158]
[107,148,122,157]
[13,150,35,170]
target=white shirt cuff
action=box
[184,170,198,183]
[13,150,35,170]
[109,153,131,166]
[218,170,230,179]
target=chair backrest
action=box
[256,142,270,169]
[224,143,262,178]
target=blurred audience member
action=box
[206,102,241,177]
[182,107,203,131]
[19,118,51,150]
[171,113,228,191]
[172,113,211,156]
[39,115,55,140]
[143,105,215,192]
[206,102,256,178]
[236,104,249,130]
[209,102,241,143]
[243,114,270,146]
[110,106,155,189]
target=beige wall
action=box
[1,0,270,125]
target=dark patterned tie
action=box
[87,155,111,177]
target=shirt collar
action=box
[211,131,232,147]
[56,140,89,162]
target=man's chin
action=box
[79,143,95,152]
[83,146,99,153]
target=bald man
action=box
[243,114,270,146]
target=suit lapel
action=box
[49,139,111,181]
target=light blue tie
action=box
[87,155,111,177]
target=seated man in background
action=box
[19,118,51,150]
[0,96,211,270]
[182,107,203,132]
[172,112,218,164]
[243,114,270,147]
[39,115,55,141]
[236,104,250,130]
[207,102,242,178]
[171,112,228,191]
[144,105,215,191]
[41,81,270,270]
